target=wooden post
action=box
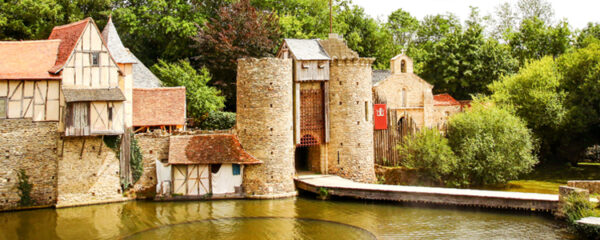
[80,138,86,159]
[98,135,103,156]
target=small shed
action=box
[164,134,261,197]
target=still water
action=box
[0,197,573,240]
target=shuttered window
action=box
[232,164,241,176]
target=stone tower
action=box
[320,34,376,183]
[236,58,297,198]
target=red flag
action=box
[374,104,387,130]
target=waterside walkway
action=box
[295,175,559,212]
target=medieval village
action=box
[2,0,600,239]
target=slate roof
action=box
[318,35,359,59]
[132,87,186,126]
[63,88,126,102]
[48,18,90,73]
[131,54,162,88]
[0,40,62,80]
[101,17,137,64]
[372,70,391,84]
[168,135,262,165]
[282,39,330,60]
[434,93,461,106]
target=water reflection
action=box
[0,197,573,240]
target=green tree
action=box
[398,128,457,183]
[507,17,571,65]
[489,57,565,161]
[516,0,554,25]
[387,8,419,50]
[151,60,225,119]
[0,0,65,40]
[576,22,600,48]
[111,0,207,66]
[446,101,538,186]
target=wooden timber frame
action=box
[0,80,61,121]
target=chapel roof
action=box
[0,40,62,80]
[434,93,461,106]
[132,87,186,127]
[101,17,137,64]
[168,135,262,165]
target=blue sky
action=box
[352,0,600,30]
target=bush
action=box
[398,128,457,183]
[16,169,34,207]
[199,111,236,130]
[562,193,600,239]
[446,101,538,186]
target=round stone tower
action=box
[237,58,296,198]
[326,58,376,183]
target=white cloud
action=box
[351,0,600,29]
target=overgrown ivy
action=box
[16,169,34,207]
[103,135,121,157]
[130,134,143,183]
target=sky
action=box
[352,0,600,30]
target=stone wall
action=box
[133,132,170,198]
[327,59,376,183]
[237,58,296,198]
[568,181,600,194]
[56,137,129,207]
[0,119,59,211]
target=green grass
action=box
[480,163,600,194]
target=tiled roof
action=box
[372,70,391,84]
[168,134,262,165]
[101,17,137,64]
[282,39,330,60]
[132,87,186,126]
[434,93,461,106]
[48,18,90,73]
[131,54,162,88]
[63,88,126,102]
[0,40,61,80]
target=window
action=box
[364,101,369,122]
[401,89,407,107]
[232,164,241,176]
[211,164,222,174]
[108,105,113,121]
[91,52,100,66]
[0,98,5,118]
[401,60,407,73]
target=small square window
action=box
[91,52,100,66]
[232,164,241,176]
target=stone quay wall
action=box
[327,59,376,183]
[568,180,600,194]
[56,136,129,208]
[133,132,170,198]
[237,58,296,198]
[0,119,59,211]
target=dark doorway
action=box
[295,146,309,171]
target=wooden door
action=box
[173,165,187,195]
[65,102,90,136]
[172,165,210,196]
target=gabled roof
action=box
[168,135,262,165]
[434,93,461,106]
[132,87,186,126]
[48,18,90,73]
[0,40,61,80]
[318,35,359,60]
[280,39,330,60]
[101,17,137,64]
[63,88,126,102]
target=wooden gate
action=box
[374,109,418,166]
[172,165,210,195]
[299,88,324,146]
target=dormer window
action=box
[91,52,100,66]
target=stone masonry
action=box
[327,59,377,183]
[237,58,296,198]
[133,132,170,198]
[0,119,59,210]
[56,137,129,208]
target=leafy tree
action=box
[192,0,280,110]
[398,128,457,183]
[387,8,418,50]
[419,8,517,99]
[576,22,600,48]
[151,60,225,119]
[199,111,236,130]
[252,0,335,39]
[446,101,538,186]
[0,0,65,40]
[516,0,554,25]
[111,0,207,66]
[489,56,565,162]
[507,17,571,65]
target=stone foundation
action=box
[133,133,170,198]
[0,119,59,210]
[568,181,600,194]
[56,137,129,208]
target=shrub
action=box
[16,169,34,207]
[398,128,457,183]
[446,101,538,186]
[199,111,236,130]
[130,135,143,183]
[562,193,600,239]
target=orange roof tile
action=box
[434,93,461,106]
[0,40,62,80]
[168,135,262,165]
[133,87,187,127]
[48,18,90,73]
